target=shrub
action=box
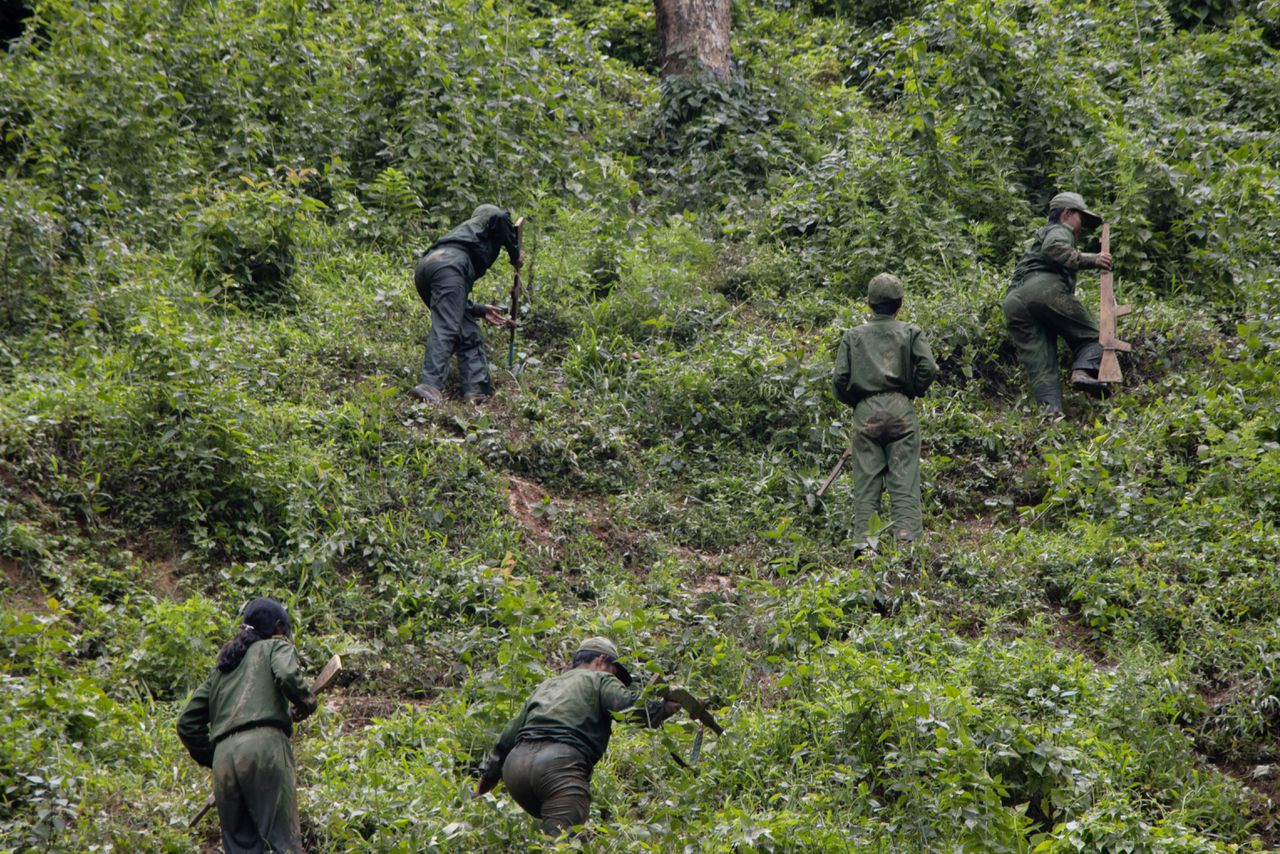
[0,178,62,330]
[181,174,324,306]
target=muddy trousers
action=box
[851,392,923,542]
[414,247,493,396]
[502,741,593,838]
[1002,279,1102,406]
[212,726,302,854]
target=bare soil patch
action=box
[1051,613,1113,667]
[507,475,556,549]
[325,694,435,731]
[1,555,47,612]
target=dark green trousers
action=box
[851,392,923,542]
[1002,277,1102,403]
[212,726,302,854]
[414,247,493,396]
[502,740,592,838]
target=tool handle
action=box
[508,217,524,368]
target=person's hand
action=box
[483,305,511,327]
[1094,252,1113,271]
[513,252,525,271]
[290,704,313,723]
[474,776,497,798]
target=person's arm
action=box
[1041,225,1094,270]
[832,334,859,407]
[600,677,679,729]
[269,641,318,722]
[910,330,938,397]
[176,677,215,768]
[476,700,531,793]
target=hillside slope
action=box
[2,0,1279,850]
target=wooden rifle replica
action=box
[189,654,343,828]
[1096,223,1132,384]
[507,217,525,369]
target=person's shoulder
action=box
[1043,222,1075,241]
[574,668,615,683]
[845,320,874,337]
[260,636,297,654]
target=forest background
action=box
[2,0,1280,850]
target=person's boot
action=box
[1070,369,1104,391]
[1034,388,1064,416]
[410,383,443,404]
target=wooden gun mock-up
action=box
[1096,223,1132,384]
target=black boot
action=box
[1034,388,1064,416]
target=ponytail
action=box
[215,597,291,673]
[217,624,265,673]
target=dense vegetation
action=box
[2,0,1279,850]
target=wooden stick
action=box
[1097,223,1132,384]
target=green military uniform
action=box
[477,639,673,837]
[413,204,521,401]
[178,637,317,854]
[833,273,938,543]
[1002,192,1107,411]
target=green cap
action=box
[1048,192,1102,230]
[577,636,632,686]
[867,272,904,304]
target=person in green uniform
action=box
[178,598,317,854]
[833,273,938,546]
[410,204,522,405]
[1002,191,1114,415]
[474,637,681,838]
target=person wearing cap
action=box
[410,205,521,406]
[474,637,681,838]
[1002,192,1114,415]
[177,598,318,854]
[833,272,938,546]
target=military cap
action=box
[1049,192,1102,230]
[866,272,904,304]
[577,636,632,686]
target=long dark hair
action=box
[216,598,290,673]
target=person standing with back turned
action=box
[1002,191,1113,415]
[410,204,521,405]
[177,598,317,854]
[833,273,938,548]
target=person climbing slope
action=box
[178,598,317,854]
[474,637,681,838]
[410,204,521,405]
[1002,191,1113,415]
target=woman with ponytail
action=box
[178,598,317,853]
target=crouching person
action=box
[474,637,680,838]
[178,598,317,854]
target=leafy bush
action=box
[181,174,325,305]
[0,178,61,330]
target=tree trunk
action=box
[654,0,731,81]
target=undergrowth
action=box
[2,0,1279,850]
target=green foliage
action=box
[1,0,1279,850]
[0,177,62,330]
[182,173,325,305]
